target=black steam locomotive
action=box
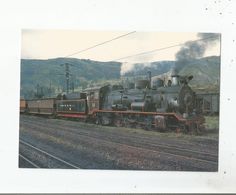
[90,69,204,133]
[21,70,205,134]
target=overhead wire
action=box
[64,31,136,58]
[59,31,136,79]
[112,35,219,62]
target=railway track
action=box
[21,125,217,170]
[19,139,80,169]
[19,154,40,168]
[21,118,218,163]
[21,115,218,148]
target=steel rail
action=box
[21,118,218,160]
[20,122,217,166]
[19,153,40,168]
[19,139,80,169]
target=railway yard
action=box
[19,114,219,171]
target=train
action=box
[20,70,205,134]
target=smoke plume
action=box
[175,33,220,72]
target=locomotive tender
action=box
[20,70,205,134]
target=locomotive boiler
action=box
[104,69,196,116]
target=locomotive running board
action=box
[92,110,200,122]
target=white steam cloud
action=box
[120,62,136,76]
[120,62,152,76]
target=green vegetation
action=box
[20,56,220,99]
[20,58,121,99]
[204,116,219,130]
[179,56,220,87]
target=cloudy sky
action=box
[21,30,220,63]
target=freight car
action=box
[27,98,56,115]
[20,71,205,134]
[20,98,26,113]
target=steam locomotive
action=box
[20,69,205,134]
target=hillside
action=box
[20,56,220,99]
[179,56,220,87]
[20,58,121,98]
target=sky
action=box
[21,30,220,63]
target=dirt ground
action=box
[19,114,219,171]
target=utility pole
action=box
[36,83,40,98]
[61,63,73,94]
[49,79,52,97]
[36,83,39,97]
[65,63,70,94]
